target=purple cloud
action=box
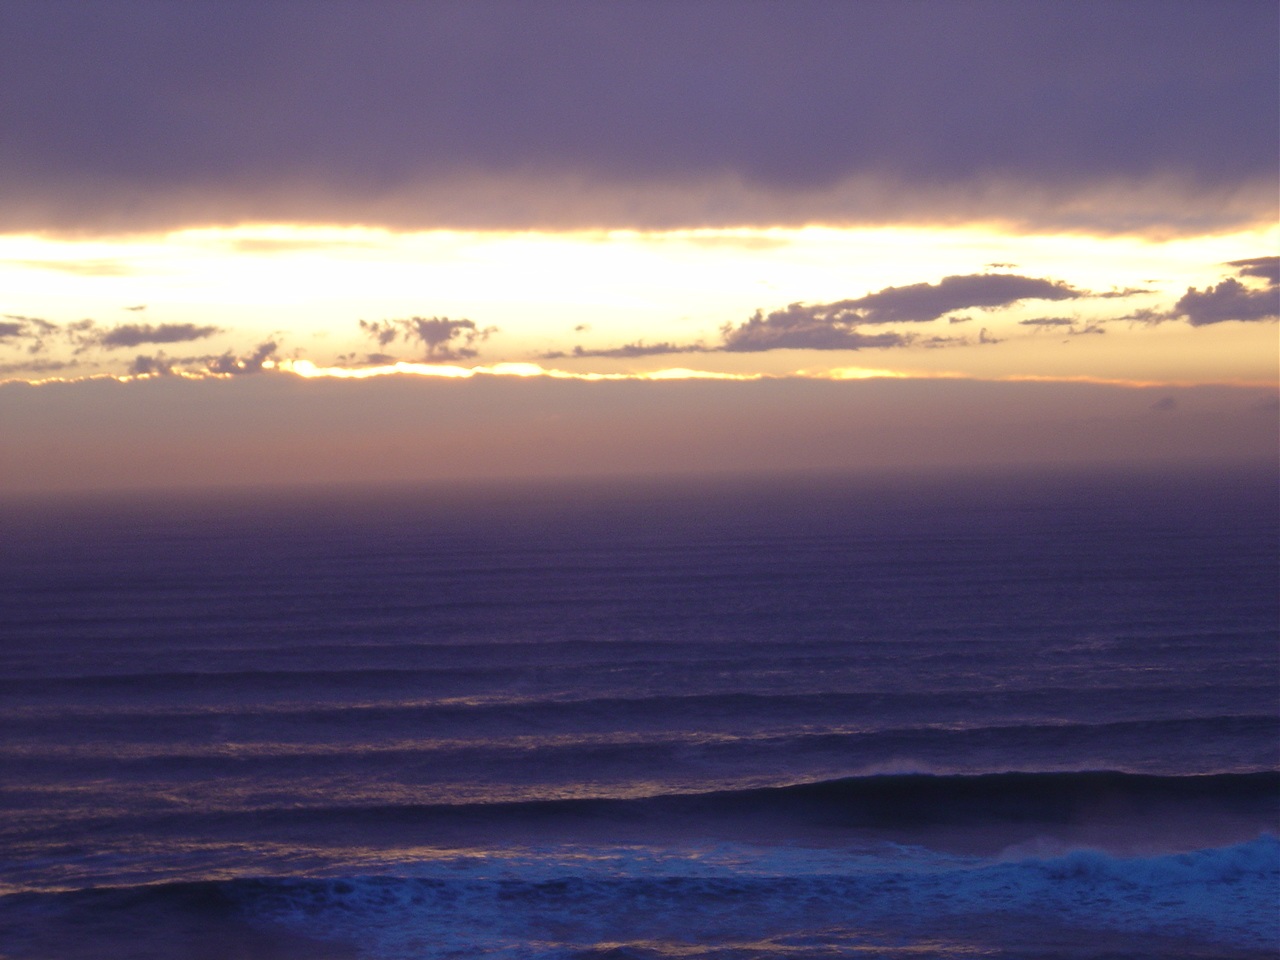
[1174,278,1279,326]
[0,2,1273,233]
[97,322,222,349]
[720,305,911,352]
[205,341,278,376]
[544,341,702,360]
[840,274,1081,324]
[359,317,496,362]
[1227,256,1280,286]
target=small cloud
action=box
[978,328,1002,344]
[947,315,973,324]
[123,304,147,312]
[839,273,1081,324]
[1150,396,1177,412]
[128,353,177,376]
[359,316,496,361]
[720,303,911,351]
[1227,256,1280,286]
[205,340,279,375]
[0,314,59,353]
[1120,307,1173,325]
[1173,277,1279,325]
[1019,316,1076,328]
[544,340,702,360]
[1021,317,1103,336]
[0,357,79,377]
[97,322,222,349]
[1094,287,1153,299]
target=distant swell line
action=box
[28,771,1279,837]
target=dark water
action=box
[1,465,1277,958]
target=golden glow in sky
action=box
[1,222,1276,386]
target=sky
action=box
[1,1,1276,493]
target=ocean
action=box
[1,464,1276,959]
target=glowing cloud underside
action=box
[279,359,762,382]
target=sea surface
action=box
[1,464,1277,959]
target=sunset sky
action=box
[1,1,1276,492]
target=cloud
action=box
[128,341,279,378]
[96,322,223,349]
[551,272,1090,358]
[1019,317,1076,327]
[205,340,279,376]
[0,314,58,353]
[128,353,178,377]
[544,341,703,360]
[716,273,1080,351]
[0,357,79,378]
[837,274,1081,324]
[0,2,1274,235]
[1229,256,1280,286]
[1174,278,1279,326]
[1019,316,1104,336]
[359,316,496,362]
[720,304,912,352]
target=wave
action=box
[30,770,1272,854]
[3,836,1276,959]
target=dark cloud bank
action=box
[2,375,1274,494]
[1,1,1275,234]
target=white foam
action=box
[235,835,1280,958]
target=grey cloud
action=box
[0,314,58,352]
[1120,307,1173,325]
[205,340,278,376]
[1174,278,1279,326]
[0,358,78,377]
[720,304,911,352]
[544,341,702,360]
[1227,256,1280,286]
[359,317,495,362]
[838,274,1081,324]
[1019,317,1076,327]
[0,2,1274,234]
[97,322,222,349]
[129,353,177,377]
[1151,396,1177,412]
